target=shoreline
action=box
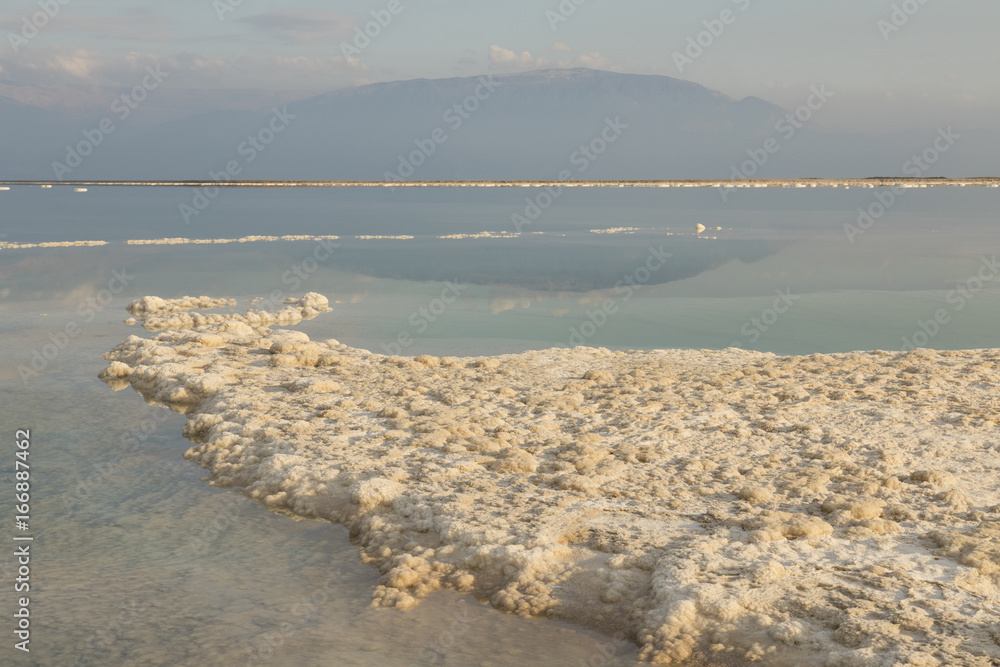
[99,294,1000,665]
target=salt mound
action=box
[126,293,330,331]
[101,297,1000,666]
[126,295,237,317]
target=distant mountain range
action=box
[0,68,995,180]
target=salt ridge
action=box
[100,296,1000,665]
[125,293,330,331]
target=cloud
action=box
[239,10,355,44]
[488,44,617,73]
[0,47,358,91]
[548,44,618,72]
[488,45,543,70]
[575,52,611,69]
[0,48,105,84]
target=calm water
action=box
[1,186,997,665]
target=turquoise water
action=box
[1,187,997,665]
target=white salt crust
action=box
[100,297,1000,666]
[125,293,331,332]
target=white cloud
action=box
[488,45,542,70]
[576,52,611,69]
[1,48,105,83]
[551,42,571,53]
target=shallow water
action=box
[1,186,997,665]
[1,312,646,666]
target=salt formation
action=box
[125,294,330,332]
[126,296,238,317]
[124,235,340,245]
[100,296,1000,666]
[438,231,520,239]
[354,235,415,240]
[590,227,645,235]
[0,240,108,250]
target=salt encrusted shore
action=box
[101,295,1000,666]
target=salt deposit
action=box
[124,235,340,246]
[0,240,108,250]
[0,235,340,251]
[591,227,644,235]
[438,231,520,240]
[354,235,415,240]
[101,296,1000,666]
[125,293,330,331]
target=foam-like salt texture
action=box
[591,227,644,234]
[125,293,331,332]
[438,231,520,239]
[100,296,1000,666]
[354,235,415,240]
[0,240,109,249]
[123,235,341,245]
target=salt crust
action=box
[125,294,331,332]
[0,240,109,249]
[123,235,341,245]
[0,236,342,250]
[100,296,1000,665]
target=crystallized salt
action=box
[101,296,1000,666]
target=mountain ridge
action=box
[1,68,995,180]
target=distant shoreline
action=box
[1,178,999,189]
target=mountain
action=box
[1,68,996,180]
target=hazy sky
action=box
[2,0,998,132]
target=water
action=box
[1,185,997,665]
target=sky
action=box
[2,0,999,132]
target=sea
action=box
[1,184,997,665]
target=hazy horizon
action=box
[3,2,1000,134]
